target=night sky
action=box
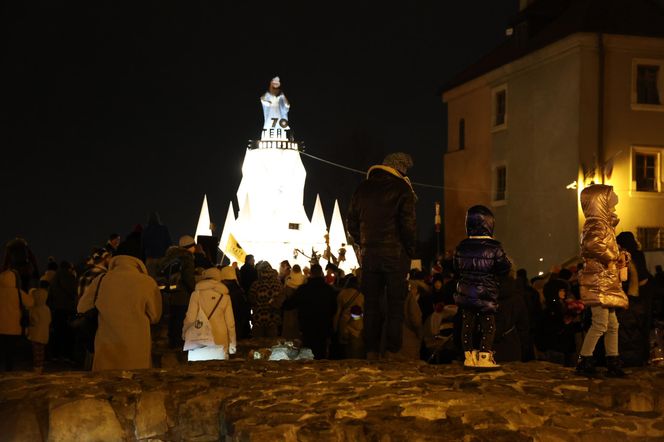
[2,1,518,267]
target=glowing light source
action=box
[209,77,358,272]
[566,181,577,190]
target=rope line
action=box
[300,151,446,190]
[299,151,632,195]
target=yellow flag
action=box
[226,233,247,264]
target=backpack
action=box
[156,256,183,293]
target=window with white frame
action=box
[491,85,508,130]
[631,146,662,193]
[494,164,507,202]
[632,59,664,111]
[637,227,664,251]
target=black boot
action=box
[605,356,626,378]
[575,355,598,376]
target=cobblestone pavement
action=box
[1,356,663,441]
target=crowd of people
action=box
[1,157,664,376]
[1,225,662,374]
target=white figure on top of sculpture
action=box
[260,76,291,141]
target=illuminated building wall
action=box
[444,30,664,275]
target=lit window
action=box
[631,59,664,110]
[637,227,664,251]
[494,165,507,202]
[631,147,662,193]
[459,119,465,150]
[634,152,657,192]
[491,85,508,130]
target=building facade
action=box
[442,0,664,275]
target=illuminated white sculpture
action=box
[209,77,358,273]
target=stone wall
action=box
[1,360,664,441]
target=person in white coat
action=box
[183,267,237,361]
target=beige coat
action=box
[28,288,51,344]
[578,185,627,309]
[0,270,33,335]
[183,279,236,359]
[78,256,161,371]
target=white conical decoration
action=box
[309,194,328,247]
[328,200,346,247]
[237,193,252,225]
[195,194,213,240]
[219,201,236,254]
[328,200,360,272]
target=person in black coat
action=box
[115,225,145,262]
[142,212,172,276]
[616,231,654,366]
[493,273,530,363]
[453,205,511,369]
[515,268,541,361]
[283,264,337,359]
[220,266,251,340]
[346,152,417,359]
[47,261,78,362]
[239,255,258,295]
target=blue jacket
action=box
[453,205,511,313]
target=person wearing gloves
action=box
[576,184,629,377]
[183,267,236,361]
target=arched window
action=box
[459,118,465,150]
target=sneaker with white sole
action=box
[475,351,500,371]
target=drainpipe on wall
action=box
[597,32,605,183]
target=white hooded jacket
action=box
[183,279,236,359]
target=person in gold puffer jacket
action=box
[576,184,628,377]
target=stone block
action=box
[628,391,655,412]
[178,388,236,441]
[0,405,42,442]
[233,423,299,442]
[549,414,591,430]
[503,407,547,428]
[135,391,168,439]
[48,398,124,442]
[577,428,629,442]
[400,402,447,420]
[529,426,580,442]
